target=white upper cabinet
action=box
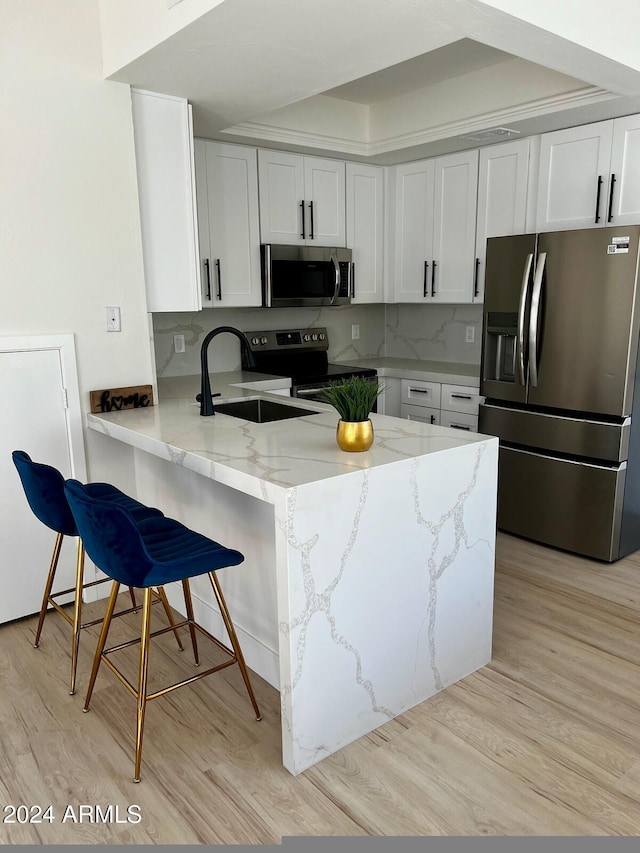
[131,89,201,313]
[432,150,479,303]
[474,138,532,302]
[194,140,262,308]
[609,114,640,226]
[393,159,435,301]
[534,119,640,231]
[393,151,478,303]
[258,150,346,246]
[346,163,384,303]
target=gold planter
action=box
[336,419,374,452]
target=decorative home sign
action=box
[89,385,154,414]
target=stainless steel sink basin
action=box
[212,398,317,423]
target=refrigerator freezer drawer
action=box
[498,446,626,562]
[480,403,630,463]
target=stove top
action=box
[243,326,376,387]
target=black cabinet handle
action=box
[474,257,480,297]
[451,394,472,400]
[300,200,306,239]
[215,258,222,301]
[595,175,603,223]
[431,261,437,297]
[423,261,429,297]
[309,201,314,239]
[204,258,211,301]
[409,388,429,394]
[608,174,616,222]
[351,262,355,298]
[450,424,471,431]
[430,415,436,424]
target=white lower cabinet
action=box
[398,377,480,429]
[401,403,440,424]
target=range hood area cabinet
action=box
[194,139,263,308]
[257,150,346,248]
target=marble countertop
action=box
[87,371,493,498]
[335,357,481,387]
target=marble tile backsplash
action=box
[385,304,483,364]
[152,303,484,377]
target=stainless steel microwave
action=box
[261,244,352,308]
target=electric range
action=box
[242,327,377,404]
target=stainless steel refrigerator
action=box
[479,225,640,562]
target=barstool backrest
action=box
[12,450,77,536]
[64,479,153,587]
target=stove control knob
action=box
[318,333,326,341]
[303,333,311,342]
[311,333,318,341]
[259,336,268,345]
[251,337,260,346]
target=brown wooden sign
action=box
[90,384,154,414]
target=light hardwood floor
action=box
[2,532,640,843]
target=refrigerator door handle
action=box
[516,253,534,386]
[528,251,547,387]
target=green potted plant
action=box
[318,376,384,451]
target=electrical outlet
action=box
[106,307,121,332]
[465,325,475,344]
[352,324,360,341]
[174,334,186,354]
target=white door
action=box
[304,156,346,246]
[204,141,262,307]
[432,150,479,303]
[257,149,306,245]
[536,121,613,231]
[346,162,384,303]
[609,114,640,226]
[0,348,75,623]
[475,139,531,302]
[393,159,435,302]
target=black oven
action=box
[243,327,377,409]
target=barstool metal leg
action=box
[208,571,262,721]
[34,532,63,648]
[155,586,184,651]
[134,587,153,783]
[181,578,200,666]
[69,538,86,695]
[128,587,138,608]
[83,580,120,712]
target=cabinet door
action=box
[475,139,530,303]
[258,149,305,245]
[393,160,435,302]
[346,163,384,303]
[203,141,262,307]
[536,121,613,231]
[432,150,479,304]
[609,114,640,226]
[304,156,346,246]
[194,140,213,305]
[131,90,201,312]
[401,403,440,424]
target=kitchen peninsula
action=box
[87,373,498,775]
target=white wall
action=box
[0,0,154,488]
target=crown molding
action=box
[221,86,615,157]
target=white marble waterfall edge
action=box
[276,441,497,774]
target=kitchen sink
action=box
[211,398,318,423]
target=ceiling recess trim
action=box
[221,86,615,157]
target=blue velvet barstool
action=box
[11,451,184,695]
[64,478,262,783]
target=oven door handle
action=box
[330,253,340,305]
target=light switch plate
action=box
[465,326,475,344]
[106,307,121,332]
